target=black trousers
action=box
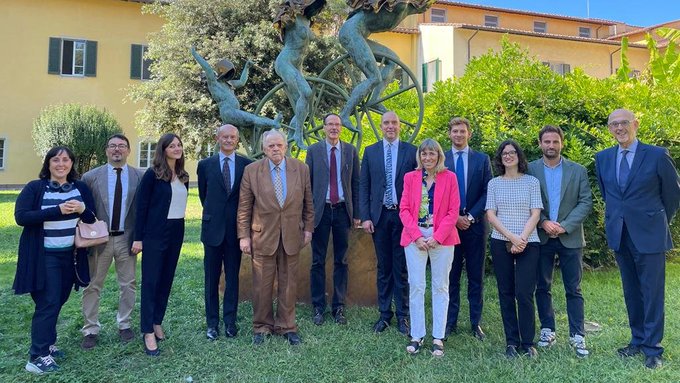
[310,203,351,312]
[616,225,665,357]
[204,237,242,328]
[447,228,486,327]
[29,250,73,359]
[140,219,184,334]
[372,208,409,321]
[491,239,539,348]
[535,237,585,336]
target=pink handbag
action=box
[75,219,109,248]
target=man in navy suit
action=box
[595,109,680,369]
[443,117,492,340]
[197,124,252,340]
[306,114,361,326]
[360,111,417,335]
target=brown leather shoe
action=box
[81,334,98,350]
[119,328,135,343]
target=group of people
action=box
[13,108,679,374]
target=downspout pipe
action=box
[467,29,480,64]
[610,47,621,75]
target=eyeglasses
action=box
[501,150,518,157]
[106,144,129,150]
[608,120,631,128]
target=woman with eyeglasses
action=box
[14,146,97,374]
[485,140,543,358]
[133,133,189,356]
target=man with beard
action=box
[527,125,592,357]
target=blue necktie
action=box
[384,143,394,205]
[618,149,630,190]
[456,151,466,211]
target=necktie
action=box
[618,149,630,190]
[111,168,123,232]
[222,157,232,195]
[384,143,394,205]
[455,151,466,211]
[274,165,284,207]
[330,147,339,204]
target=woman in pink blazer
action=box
[399,138,461,356]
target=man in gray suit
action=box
[527,125,592,357]
[80,134,144,349]
[305,113,360,325]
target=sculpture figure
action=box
[273,0,327,149]
[338,0,435,130]
[191,47,282,135]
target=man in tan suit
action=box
[238,129,314,345]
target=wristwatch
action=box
[467,214,475,224]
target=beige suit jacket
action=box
[237,157,314,256]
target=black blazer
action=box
[134,169,189,242]
[305,140,360,227]
[359,140,417,224]
[444,148,493,236]
[197,153,252,247]
[13,179,96,294]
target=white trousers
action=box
[404,227,455,340]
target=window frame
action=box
[130,44,152,80]
[0,138,6,170]
[138,141,157,169]
[484,15,499,28]
[48,37,97,77]
[579,26,592,38]
[534,21,547,33]
[430,8,447,23]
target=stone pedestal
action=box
[220,229,379,306]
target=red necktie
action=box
[330,147,339,204]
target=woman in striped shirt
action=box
[14,146,96,374]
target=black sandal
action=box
[406,339,423,354]
[432,339,444,357]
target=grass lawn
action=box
[0,189,678,383]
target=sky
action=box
[453,0,680,26]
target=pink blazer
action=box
[399,169,461,247]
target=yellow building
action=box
[0,0,668,186]
[0,0,166,186]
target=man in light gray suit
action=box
[80,134,144,349]
[306,113,360,325]
[527,125,592,358]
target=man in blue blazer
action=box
[359,111,417,335]
[595,109,680,369]
[197,124,252,340]
[306,114,360,325]
[443,117,492,340]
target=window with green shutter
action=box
[131,44,152,80]
[47,37,97,77]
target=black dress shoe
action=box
[471,325,486,341]
[142,334,160,357]
[283,332,302,346]
[333,308,347,325]
[397,318,410,336]
[225,323,238,338]
[312,307,325,326]
[206,327,219,341]
[444,323,457,340]
[617,344,642,357]
[505,345,519,358]
[253,332,266,345]
[645,355,662,369]
[521,346,538,358]
[373,319,390,333]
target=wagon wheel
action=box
[252,77,360,158]
[318,52,424,146]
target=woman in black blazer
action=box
[14,146,96,374]
[133,133,189,356]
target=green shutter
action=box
[422,63,428,93]
[130,44,142,79]
[48,37,62,74]
[85,40,97,77]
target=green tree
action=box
[128,0,346,158]
[32,103,123,175]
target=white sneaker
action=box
[537,328,556,347]
[569,334,589,358]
